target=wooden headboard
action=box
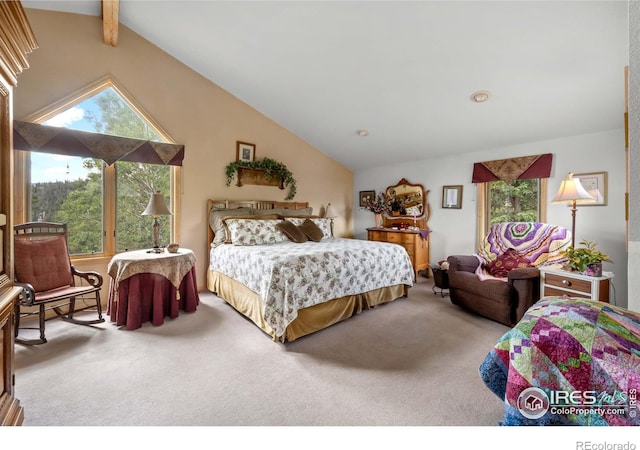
[207,199,310,247]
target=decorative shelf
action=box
[236,167,284,190]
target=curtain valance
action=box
[13,120,184,166]
[472,153,552,183]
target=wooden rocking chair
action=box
[13,222,104,345]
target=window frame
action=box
[14,77,181,261]
[476,178,547,246]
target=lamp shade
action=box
[551,173,595,204]
[142,191,172,216]
[324,203,334,218]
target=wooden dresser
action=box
[367,228,429,280]
[0,286,23,426]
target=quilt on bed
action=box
[209,237,414,338]
[479,297,640,426]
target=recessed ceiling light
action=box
[357,129,369,136]
[471,90,491,103]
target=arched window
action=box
[14,78,180,256]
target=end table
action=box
[431,266,449,297]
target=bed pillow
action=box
[312,218,332,239]
[224,218,287,246]
[276,220,308,243]
[280,207,314,217]
[298,218,324,242]
[209,207,252,247]
[252,207,313,217]
[287,217,332,239]
[484,248,531,278]
[221,214,279,244]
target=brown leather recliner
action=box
[446,222,571,327]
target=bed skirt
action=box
[207,270,409,342]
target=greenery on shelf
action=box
[563,239,613,273]
[225,157,297,200]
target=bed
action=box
[479,296,640,426]
[206,199,415,342]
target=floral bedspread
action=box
[209,238,414,338]
[480,297,640,426]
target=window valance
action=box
[13,120,184,166]
[472,153,552,183]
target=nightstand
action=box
[539,267,613,303]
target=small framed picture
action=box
[236,141,256,162]
[442,185,463,209]
[574,171,607,206]
[359,190,375,207]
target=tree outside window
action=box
[487,179,540,225]
[29,85,172,255]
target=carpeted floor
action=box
[14,275,509,427]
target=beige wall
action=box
[14,9,353,291]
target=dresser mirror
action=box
[385,178,429,220]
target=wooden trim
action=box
[625,66,629,250]
[0,0,38,87]
[476,183,487,247]
[0,73,13,289]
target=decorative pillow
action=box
[14,236,74,292]
[209,207,251,247]
[484,248,531,278]
[276,220,308,243]
[298,218,324,242]
[224,218,287,246]
[287,217,332,239]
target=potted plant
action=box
[563,239,612,276]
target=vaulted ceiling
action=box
[21,1,629,171]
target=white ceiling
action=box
[21,1,629,171]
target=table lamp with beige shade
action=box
[142,190,172,253]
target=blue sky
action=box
[32,92,105,183]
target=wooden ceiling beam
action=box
[102,0,119,47]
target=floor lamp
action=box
[551,173,595,248]
[142,191,172,252]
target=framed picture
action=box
[574,171,607,206]
[236,141,256,162]
[442,185,463,209]
[359,190,375,207]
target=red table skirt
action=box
[107,267,199,330]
